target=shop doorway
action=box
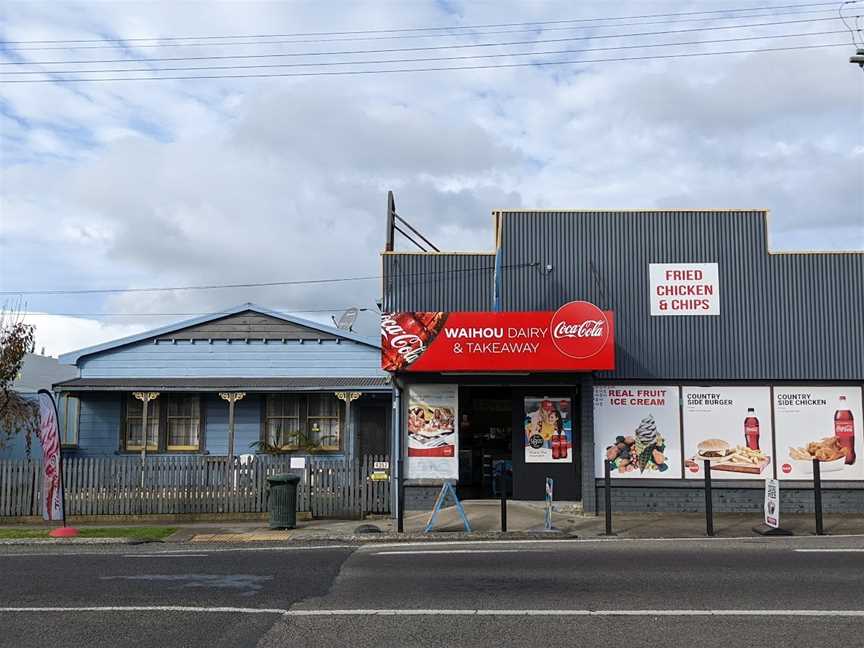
[457,386,513,499]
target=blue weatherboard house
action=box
[53,304,391,459]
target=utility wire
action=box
[0,263,535,296]
[2,30,844,75]
[23,307,373,317]
[1,42,847,83]
[2,15,848,66]
[5,7,841,50]
[2,1,849,44]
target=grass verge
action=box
[0,527,177,540]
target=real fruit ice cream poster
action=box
[593,386,682,478]
[406,384,459,480]
[682,386,773,480]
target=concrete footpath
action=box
[5,500,860,544]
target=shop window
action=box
[58,394,79,447]
[124,396,159,451]
[264,394,342,452]
[166,395,201,451]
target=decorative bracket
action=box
[219,392,246,404]
[132,391,160,403]
[334,391,362,404]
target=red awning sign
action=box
[381,301,615,372]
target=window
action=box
[125,396,160,451]
[307,394,341,451]
[123,394,203,452]
[167,395,201,450]
[264,394,342,452]
[265,395,302,449]
[58,394,79,447]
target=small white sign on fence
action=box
[290,457,306,469]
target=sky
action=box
[1,0,862,358]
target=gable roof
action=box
[59,303,379,365]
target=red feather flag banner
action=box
[37,390,65,523]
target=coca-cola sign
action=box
[382,302,614,373]
[550,301,610,359]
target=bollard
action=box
[813,458,824,536]
[500,471,507,533]
[703,459,715,537]
[604,459,615,536]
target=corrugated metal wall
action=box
[382,252,494,312]
[382,210,864,381]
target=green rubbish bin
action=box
[267,473,301,529]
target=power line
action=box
[2,1,848,44]
[2,30,844,76]
[5,7,840,51]
[0,263,535,296]
[2,15,848,66]
[1,42,847,84]
[23,307,373,317]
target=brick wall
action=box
[595,483,864,513]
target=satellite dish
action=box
[336,307,359,332]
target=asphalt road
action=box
[1,535,863,648]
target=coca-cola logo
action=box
[381,314,426,366]
[549,301,610,359]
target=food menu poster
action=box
[593,386,682,479]
[774,387,863,481]
[524,397,572,463]
[682,387,774,480]
[406,385,459,480]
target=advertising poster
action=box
[524,397,572,463]
[406,385,458,479]
[683,386,774,480]
[593,386,682,479]
[774,387,863,481]
[37,390,65,522]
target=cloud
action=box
[1,0,861,355]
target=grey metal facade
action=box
[383,210,864,381]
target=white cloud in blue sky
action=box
[0,0,862,355]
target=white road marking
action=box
[373,549,531,555]
[2,607,864,617]
[122,554,210,558]
[795,549,864,553]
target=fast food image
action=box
[407,405,455,439]
[789,436,849,462]
[606,414,669,474]
[695,438,734,461]
[686,439,770,474]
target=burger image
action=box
[696,438,734,461]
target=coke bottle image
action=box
[551,431,561,460]
[834,395,856,465]
[744,407,760,451]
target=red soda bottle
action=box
[551,432,561,460]
[835,395,856,465]
[744,408,760,451]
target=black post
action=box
[813,458,824,536]
[499,471,507,533]
[604,459,614,536]
[397,458,405,533]
[703,459,714,537]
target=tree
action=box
[0,305,37,452]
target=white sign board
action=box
[649,263,719,316]
[593,386,682,478]
[774,386,863,481]
[683,386,774,480]
[290,457,306,470]
[406,384,458,480]
[764,478,779,528]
